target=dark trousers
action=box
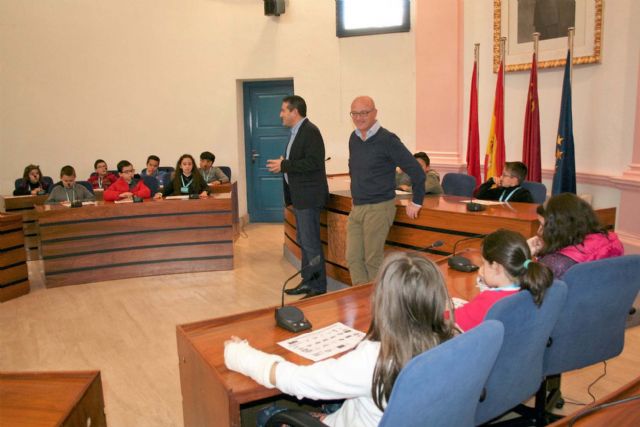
[293,206,327,292]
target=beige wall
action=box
[0,0,416,216]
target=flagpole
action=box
[474,43,480,86]
[533,32,540,62]
[500,37,506,120]
[568,27,575,83]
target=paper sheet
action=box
[278,322,366,362]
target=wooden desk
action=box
[0,195,49,261]
[37,194,235,288]
[285,178,617,285]
[548,375,640,426]
[0,213,29,302]
[0,370,107,427]
[176,255,480,427]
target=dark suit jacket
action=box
[281,118,328,209]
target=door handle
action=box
[251,151,260,164]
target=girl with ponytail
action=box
[454,229,553,332]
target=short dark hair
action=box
[282,95,307,117]
[504,161,527,184]
[147,155,160,164]
[200,151,215,162]
[60,165,76,177]
[413,152,430,166]
[117,160,132,173]
[94,159,106,170]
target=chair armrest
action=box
[265,409,327,427]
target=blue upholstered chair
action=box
[442,173,476,197]
[265,320,505,427]
[526,255,640,424]
[76,180,94,194]
[474,281,567,425]
[158,166,175,175]
[140,175,159,195]
[521,181,547,204]
[219,166,232,181]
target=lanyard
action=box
[203,168,212,182]
[489,284,521,292]
[499,187,520,202]
[181,175,193,188]
[64,187,75,203]
[98,176,103,189]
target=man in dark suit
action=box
[267,95,328,297]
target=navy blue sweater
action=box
[349,127,426,206]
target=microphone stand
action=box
[447,234,486,272]
[275,256,320,332]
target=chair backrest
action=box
[158,166,175,174]
[16,176,55,194]
[379,321,504,427]
[521,181,547,204]
[474,281,567,425]
[140,175,159,195]
[441,173,476,197]
[544,255,640,376]
[76,180,94,194]
[219,166,231,181]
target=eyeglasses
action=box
[122,169,135,174]
[350,110,373,118]
[502,174,516,178]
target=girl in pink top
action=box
[455,229,554,331]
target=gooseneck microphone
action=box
[448,234,486,272]
[275,256,321,332]
[418,240,444,253]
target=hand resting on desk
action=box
[224,336,284,389]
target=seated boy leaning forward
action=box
[46,165,96,205]
[476,161,533,203]
[396,151,443,195]
[103,160,152,202]
[199,151,229,185]
[87,159,118,190]
[140,154,168,187]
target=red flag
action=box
[466,60,481,186]
[522,53,542,182]
[484,63,505,181]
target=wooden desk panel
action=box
[37,196,234,287]
[176,256,480,427]
[0,370,107,427]
[0,195,48,261]
[0,213,29,302]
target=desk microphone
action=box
[416,240,444,254]
[275,256,321,333]
[466,194,486,212]
[447,234,486,272]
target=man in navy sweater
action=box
[347,96,426,285]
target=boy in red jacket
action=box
[104,160,151,201]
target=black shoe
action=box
[302,289,327,299]
[284,281,315,295]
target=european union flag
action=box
[552,51,576,195]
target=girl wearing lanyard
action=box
[453,229,553,332]
[161,154,209,198]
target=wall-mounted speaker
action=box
[264,0,285,16]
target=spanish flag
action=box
[484,62,505,181]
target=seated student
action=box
[199,151,229,185]
[46,166,96,205]
[87,159,118,190]
[476,161,533,203]
[140,155,168,187]
[161,154,209,198]
[224,252,456,427]
[527,193,624,279]
[396,152,443,195]
[103,160,151,201]
[13,164,52,196]
[454,229,553,332]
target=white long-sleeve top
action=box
[275,340,383,427]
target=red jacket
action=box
[88,172,119,189]
[103,177,151,201]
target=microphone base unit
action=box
[466,202,486,212]
[275,306,312,333]
[448,255,480,273]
